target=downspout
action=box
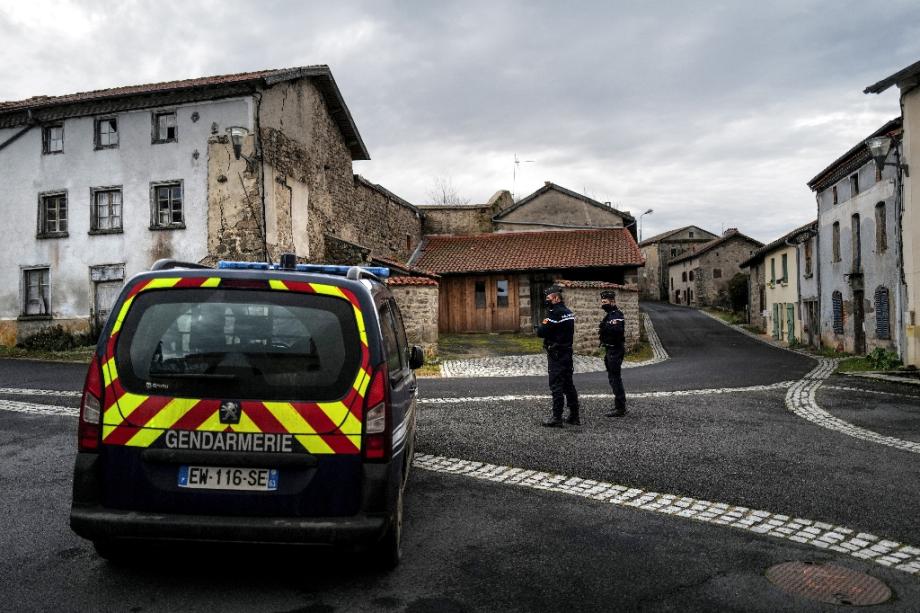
[253,91,268,263]
[815,197,823,349]
[0,110,37,153]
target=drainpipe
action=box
[252,91,268,263]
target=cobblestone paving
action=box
[440,313,668,378]
[414,453,920,577]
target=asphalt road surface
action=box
[2,301,919,612]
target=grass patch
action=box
[702,307,745,325]
[438,333,544,360]
[414,361,443,378]
[836,357,878,373]
[625,341,654,362]
[0,344,95,363]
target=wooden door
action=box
[490,276,518,331]
[438,275,519,333]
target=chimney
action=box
[544,181,552,186]
[723,228,737,236]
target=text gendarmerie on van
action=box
[164,430,294,453]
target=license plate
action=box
[178,466,278,491]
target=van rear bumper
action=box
[70,505,388,545]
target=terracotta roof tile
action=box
[387,276,439,286]
[414,228,644,274]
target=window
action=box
[153,111,177,143]
[781,253,788,282]
[804,238,813,276]
[94,117,118,149]
[688,231,695,238]
[770,257,776,283]
[91,187,123,232]
[832,291,844,334]
[22,268,50,316]
[379,302,404,374]
[713,268,722,279]
[832,222,840,262]
[849,173,859,197]
[852,214,861,271]
[496,279,509,308]
[670,248,677,258]
[688,270,694,282]
[875,166,882,182]
[875,287,890,340]
[670,277,673,290]
[406,234,412,253]
[150,181,184,229]
[681,271,687,282]
[38,191,68,237]
[42,124,64,154]
[474,280,486,309]
[832,185,838,205]
[876,202,887,253]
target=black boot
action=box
[604,407,627,418]
[565,409,581,426]
[542,415,564,427]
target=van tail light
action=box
[78,354,104,452]
[362,364,390,462]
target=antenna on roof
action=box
[512,154,535,201]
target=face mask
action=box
[602,304,614,312]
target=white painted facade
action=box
[0,96,254,339]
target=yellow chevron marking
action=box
[338,411,363,436]
[102,424,118,439]
[231,412,262,433]
[353,368,370,398]
[143,278,182,290]
[263,402,314,436]
[195,410,224,432]
[309,284,347,300]
[201,278,221,288]
[269,280,289,291]
[102,356,118,387]
[110,295,135,334]
[295,434,335,454]
[317,401,350,427]
[103,392,149,424]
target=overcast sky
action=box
[3,0,919,242]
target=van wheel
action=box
[93,539,128,562]
[372,483,403,570]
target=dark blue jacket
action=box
[599,306,625,347]
[537,302,576,350]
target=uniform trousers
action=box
[548,349,578,417]
[604,345,626,410]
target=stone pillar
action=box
[387,277,440,357]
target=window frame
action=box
[20,266,51,319]
[37,190,69,239]
[149,180,185,230]
[832,222,841,263]
[875,202,887,253]
[42,123,64,155]
[93,115,119,150]
[849,173,859,198]
[152,110,178,144]
[89,186,124,234]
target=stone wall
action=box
[639,244,661,300]
[387,277,439,357]
[420,205,493,235]
[556,280,640,354]
[746,259,767,332]
[351,177,424,262]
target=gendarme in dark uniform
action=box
[599,289,627,417]
[536,285,579,427]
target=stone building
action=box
[418,191,512,235]
[807,118,903,355]
[740,221,818,347]
[667,229,763,307]
[555,280,640,353]
[411,228,644,333]
[0,65,422,345]
[638,226,718,300]
[865,61,920,367]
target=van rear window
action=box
[115,288,361,402]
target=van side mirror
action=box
[409,345,425,370]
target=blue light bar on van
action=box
[216,261,390,278]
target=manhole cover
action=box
[766,561,891,606]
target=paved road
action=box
[2,302,920,611]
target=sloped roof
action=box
[412,228,644,274]
[864,59,920,94]
[0,65,370,160]
[494,182,635,223]
[638,225,717,247]
[806,117,901,192]
[668,229,764,266]
[739,221,817,268]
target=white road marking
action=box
[0,399,78,417]
[419,381,796,404]
[414,453,920,577]
[0,387,81,398]
[786,359,920,454]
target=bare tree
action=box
[427,176,470,206]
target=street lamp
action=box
[225,126,257,171]
[638,208,654,242]
[866,135,909,177]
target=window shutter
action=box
[832,291,843,334]
[874,287,890,340]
